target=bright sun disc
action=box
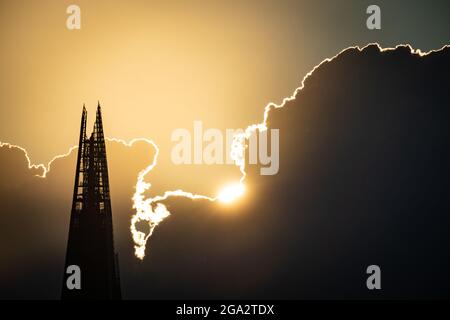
[217,183,245,204]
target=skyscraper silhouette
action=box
[62,103,121,300]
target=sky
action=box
[0,0,450,299]
[0,0,449,164]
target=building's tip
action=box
[97,100,101,109]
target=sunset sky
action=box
[1,0,450,300]
[0,0,449,164]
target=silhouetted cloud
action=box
[1,44,449,299]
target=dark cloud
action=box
[247,44,450,298]
[130,45,450,299]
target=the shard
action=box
[62,103,121,300]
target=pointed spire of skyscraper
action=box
[62,103,121,300]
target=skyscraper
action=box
[62,104,121,300]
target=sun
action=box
[217,183,246,204]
